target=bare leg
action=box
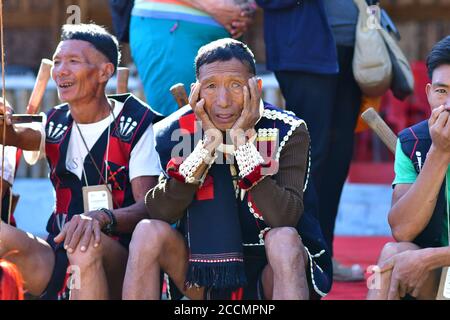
[262,227,309,300]
[367,242,441,300]
[123,219,204,300]
[417,268,441,300]
[0,221,55,296]
[67,233,128,300]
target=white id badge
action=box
[436,266,450,300]
[82,184,113,212]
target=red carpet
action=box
[323,236,393,300]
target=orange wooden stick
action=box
[170,83,189,109]
[26,58,52,114]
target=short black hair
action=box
[426,35,450,80]
[60,23,121,71]
[195,38,256,78]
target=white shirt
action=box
[24,100,161,181]
[0,145,17,185]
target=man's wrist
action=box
[422,247,450,270]
[234,141,265,179]
[232,131,247,148]
[203,133,221,153]
[88,211,108,228]
[428,145,450,166]
[179,139,217,184]
[99,208,117,234]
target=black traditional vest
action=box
[398,120,447,248]
[155,101,332,295]
[44,93,159,241]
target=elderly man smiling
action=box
[0,23,161,300]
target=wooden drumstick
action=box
[116,67,129,94]
[170,83,189,109]
[26,58,52,114]
[0,114,43,124]
[361,107,397,154]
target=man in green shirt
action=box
[367,35,450,300]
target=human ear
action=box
[99,62,115,82]
[425,83,433,107]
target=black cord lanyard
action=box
[74,101,119,208]
[74,119,110,187]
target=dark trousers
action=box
[275,46,362,257]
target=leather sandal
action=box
[332,258,365,282]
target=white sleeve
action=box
[0,145,17,185]
[129,123,162,181]
[22,112,47,165]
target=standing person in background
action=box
[130,0,256,117]
[256,0,364,281]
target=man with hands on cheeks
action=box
[122,38,332,300]
[367,35,450,300]
[0,23,161,300]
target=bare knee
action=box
[378,242,416,263]
[129,219,173,258]
[67,240,103,270]
[8,247,55,297]
[0,227,55,296]
[265,227,306,269]
[265,227,303,252]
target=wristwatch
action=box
[100,208,117,235]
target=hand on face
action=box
[428,104,450,159]
[230,77,261,146]
[189,82,223,149]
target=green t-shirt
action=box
[393,138,449,246]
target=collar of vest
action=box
[108,93,164,123]
[398,120,430,143]
[51,93,164,124]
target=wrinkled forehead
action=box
[198,59,252,81]
[53,40,101,61]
